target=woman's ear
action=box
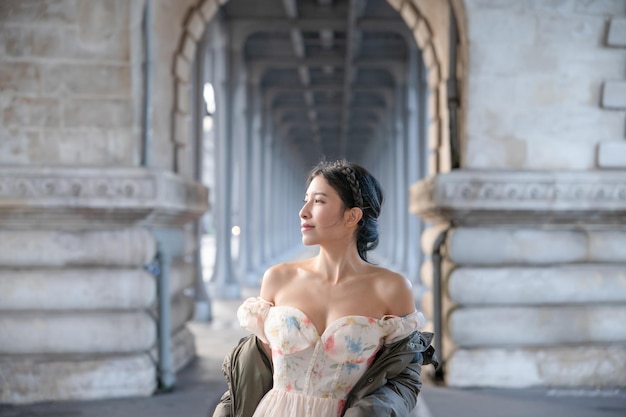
[344,207,363,227]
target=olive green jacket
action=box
[212,331,437,417]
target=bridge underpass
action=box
[194,0,435,308]
[3,0,625,406]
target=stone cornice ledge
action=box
[410,170,626,225]
[0,166,208,229]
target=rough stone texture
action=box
[410,170,626,226]
[448,265,626,305]
[400,2,419,30]
[387,0,402,11]
[0,0,139,167]
[0,166,209,229]
[171,260,195,296]
[0,312,155,354]
[0,268,155,310]
[200,0,219,21]
[607,18,626,47]
[412,0,449,80]
[598,141,626,168]
[42,64,131,97]
[412,18,431,50]
[412,167,626,387]
[0,228,156,267]
[420,224,448,255]
[447,346,626,388]
[3,97,61,127]
[449,306,626,347]
[172,325,196,371]
[602,81,626,109]
[41,128,136,166]
[151,325,197,373]
[446,228,626,265]
[169,293,195,334]
[151,0,197,171]
[0,0,208,404]
[0,353,156,404]
[447,228,585,265]
[463,2,626,169]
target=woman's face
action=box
[299,175,348,246]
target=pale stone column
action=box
[273,146,285,258]
[0,0,208,404]
[411,171,626,388]
[254,100,268,272]
[394,84,410,272]
[405,47,425,285]
[249,83,264,279]
[235,76,253,286]
[262,122,275,266]
[371,141,387,259]
[209,36,238,299]
[377,138,394,261]
[0,168,208,404]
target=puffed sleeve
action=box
[236,297,273,344]
[380,310,425,345]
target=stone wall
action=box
[412,170,626,388]
[0,0,142,166]
[409,0,626,388]
[0,0,208,404]
[462,0,626,169]
[445,227,626,387]
[0,229,158,402]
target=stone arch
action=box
[170,0,468,175]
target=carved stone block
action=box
[598,141,626,168]
[0,166,209,229]
[0,354,156,404]
[410,171,626,225]
[447,346,626,388]
[602,80,626,109]
[607,18,626,47]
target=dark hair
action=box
[306,160,384,262]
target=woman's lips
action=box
[301,224,314,231]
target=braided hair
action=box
[305,160,384,262]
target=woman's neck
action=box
[314,242,364,284]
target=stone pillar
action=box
[395,84,409,272]
[411,171,626,387]
[253,101,268,271]
[405,47,425,285]
[262,122,275,265]
[239,81,254,284]
[248,101,263,274]
[209,31,238,299]
[0,167,208,403]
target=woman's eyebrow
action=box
[305,192,328,197]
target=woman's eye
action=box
[314,199,323,203]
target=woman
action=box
[213,160,436,417]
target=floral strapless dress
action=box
[237,297,424,417]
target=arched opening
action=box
[176,0,467,368]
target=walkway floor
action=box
[2,296,625,417]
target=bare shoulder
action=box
[260,258,312,302]
[259,263,290,302]
[370,266,415,317]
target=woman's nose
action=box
[299,203,310,219]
